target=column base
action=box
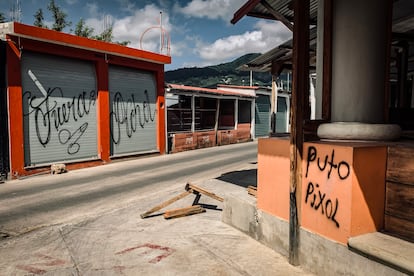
[317,122,401,141]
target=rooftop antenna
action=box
[10,0,22,22]
[140,11,170,55]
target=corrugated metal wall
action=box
[255,94,271,137]
[276,96,289,132]
[21,52,98,166]
[109,65,157,156]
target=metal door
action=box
[109,65,157,156]
[21,52,98,166]
[255,94,271,137]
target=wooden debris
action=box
[140,190,192,219]
[247,186,257,197]
[163,205,206,219]
[141,182,224,219]
[185,183,224,202]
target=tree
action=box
[47,0,71,31]
[33,9,47,28]
[74,18,94,38]
[94,25,113,42]
[0,12,6,23]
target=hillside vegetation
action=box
[165,53,272,88]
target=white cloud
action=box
[195,20,291,66]
[84,4,173,54]
[175,0,246,21]
[65,0,78,5]
[116,0,136,13]
[86,3,99,18]
[112,5,171,52]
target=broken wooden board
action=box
[185,183,224,202]
[247,185,257,197]
[140,190,192,219]
[163,205,206,219]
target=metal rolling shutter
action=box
[109,66,157,156]
[255,94,271,137]
[276,96,288,133]
[21,52,98,167]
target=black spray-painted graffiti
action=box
[305,146,350,180]
[23,87,96,155]
[305,182,340,228]
[304,146,351,228]
[110,90,155,145]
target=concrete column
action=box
[318,0,401,140]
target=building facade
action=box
[0,22,170,179]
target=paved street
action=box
[0,141,257,236]
[0,141,313,275]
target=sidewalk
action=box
[0,162,313,275]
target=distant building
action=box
[165,83,291,153]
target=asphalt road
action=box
[0,141,257,238]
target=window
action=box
[195,97,217,130]
[238,100,251,124]
[219,99,235,130]
[166,95,192,133]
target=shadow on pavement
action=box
[216,169,257,188]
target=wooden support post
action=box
[289,0,309,266]
[140,190,192,218]
[322,0,333,121]
[185,183,224,202]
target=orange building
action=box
[0,22,170,179]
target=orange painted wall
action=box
[257,137,290,220]
[6,42,25,177]
[301,142,387,244]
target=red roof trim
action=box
[5,22,171,64]
[167,83,255,98]
[231,0,262,24]
[217,84,260,90]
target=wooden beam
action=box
[140,190,192,218]
[289,0,309,266]
[322,0,332,121]
[385,0,393,122]
[261,0,294,32]
[185,183,224,202]
[163,205,206,219]
[247,186,257,197]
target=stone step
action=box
[348,232,414,275]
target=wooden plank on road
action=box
[185,183,224,202]
[163,205,206,219]
[140,190,192,218]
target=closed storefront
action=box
[109,66,157,156]
[1,22,170,178]
[255,94,271,137]
[21,52,98,166]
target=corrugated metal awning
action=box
[231,0,319,26]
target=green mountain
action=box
[165,53,272,88]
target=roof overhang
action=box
[231,0,318,27]
[166,83,256,98]
[0,22,171,65]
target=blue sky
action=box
[0,0,292,70]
